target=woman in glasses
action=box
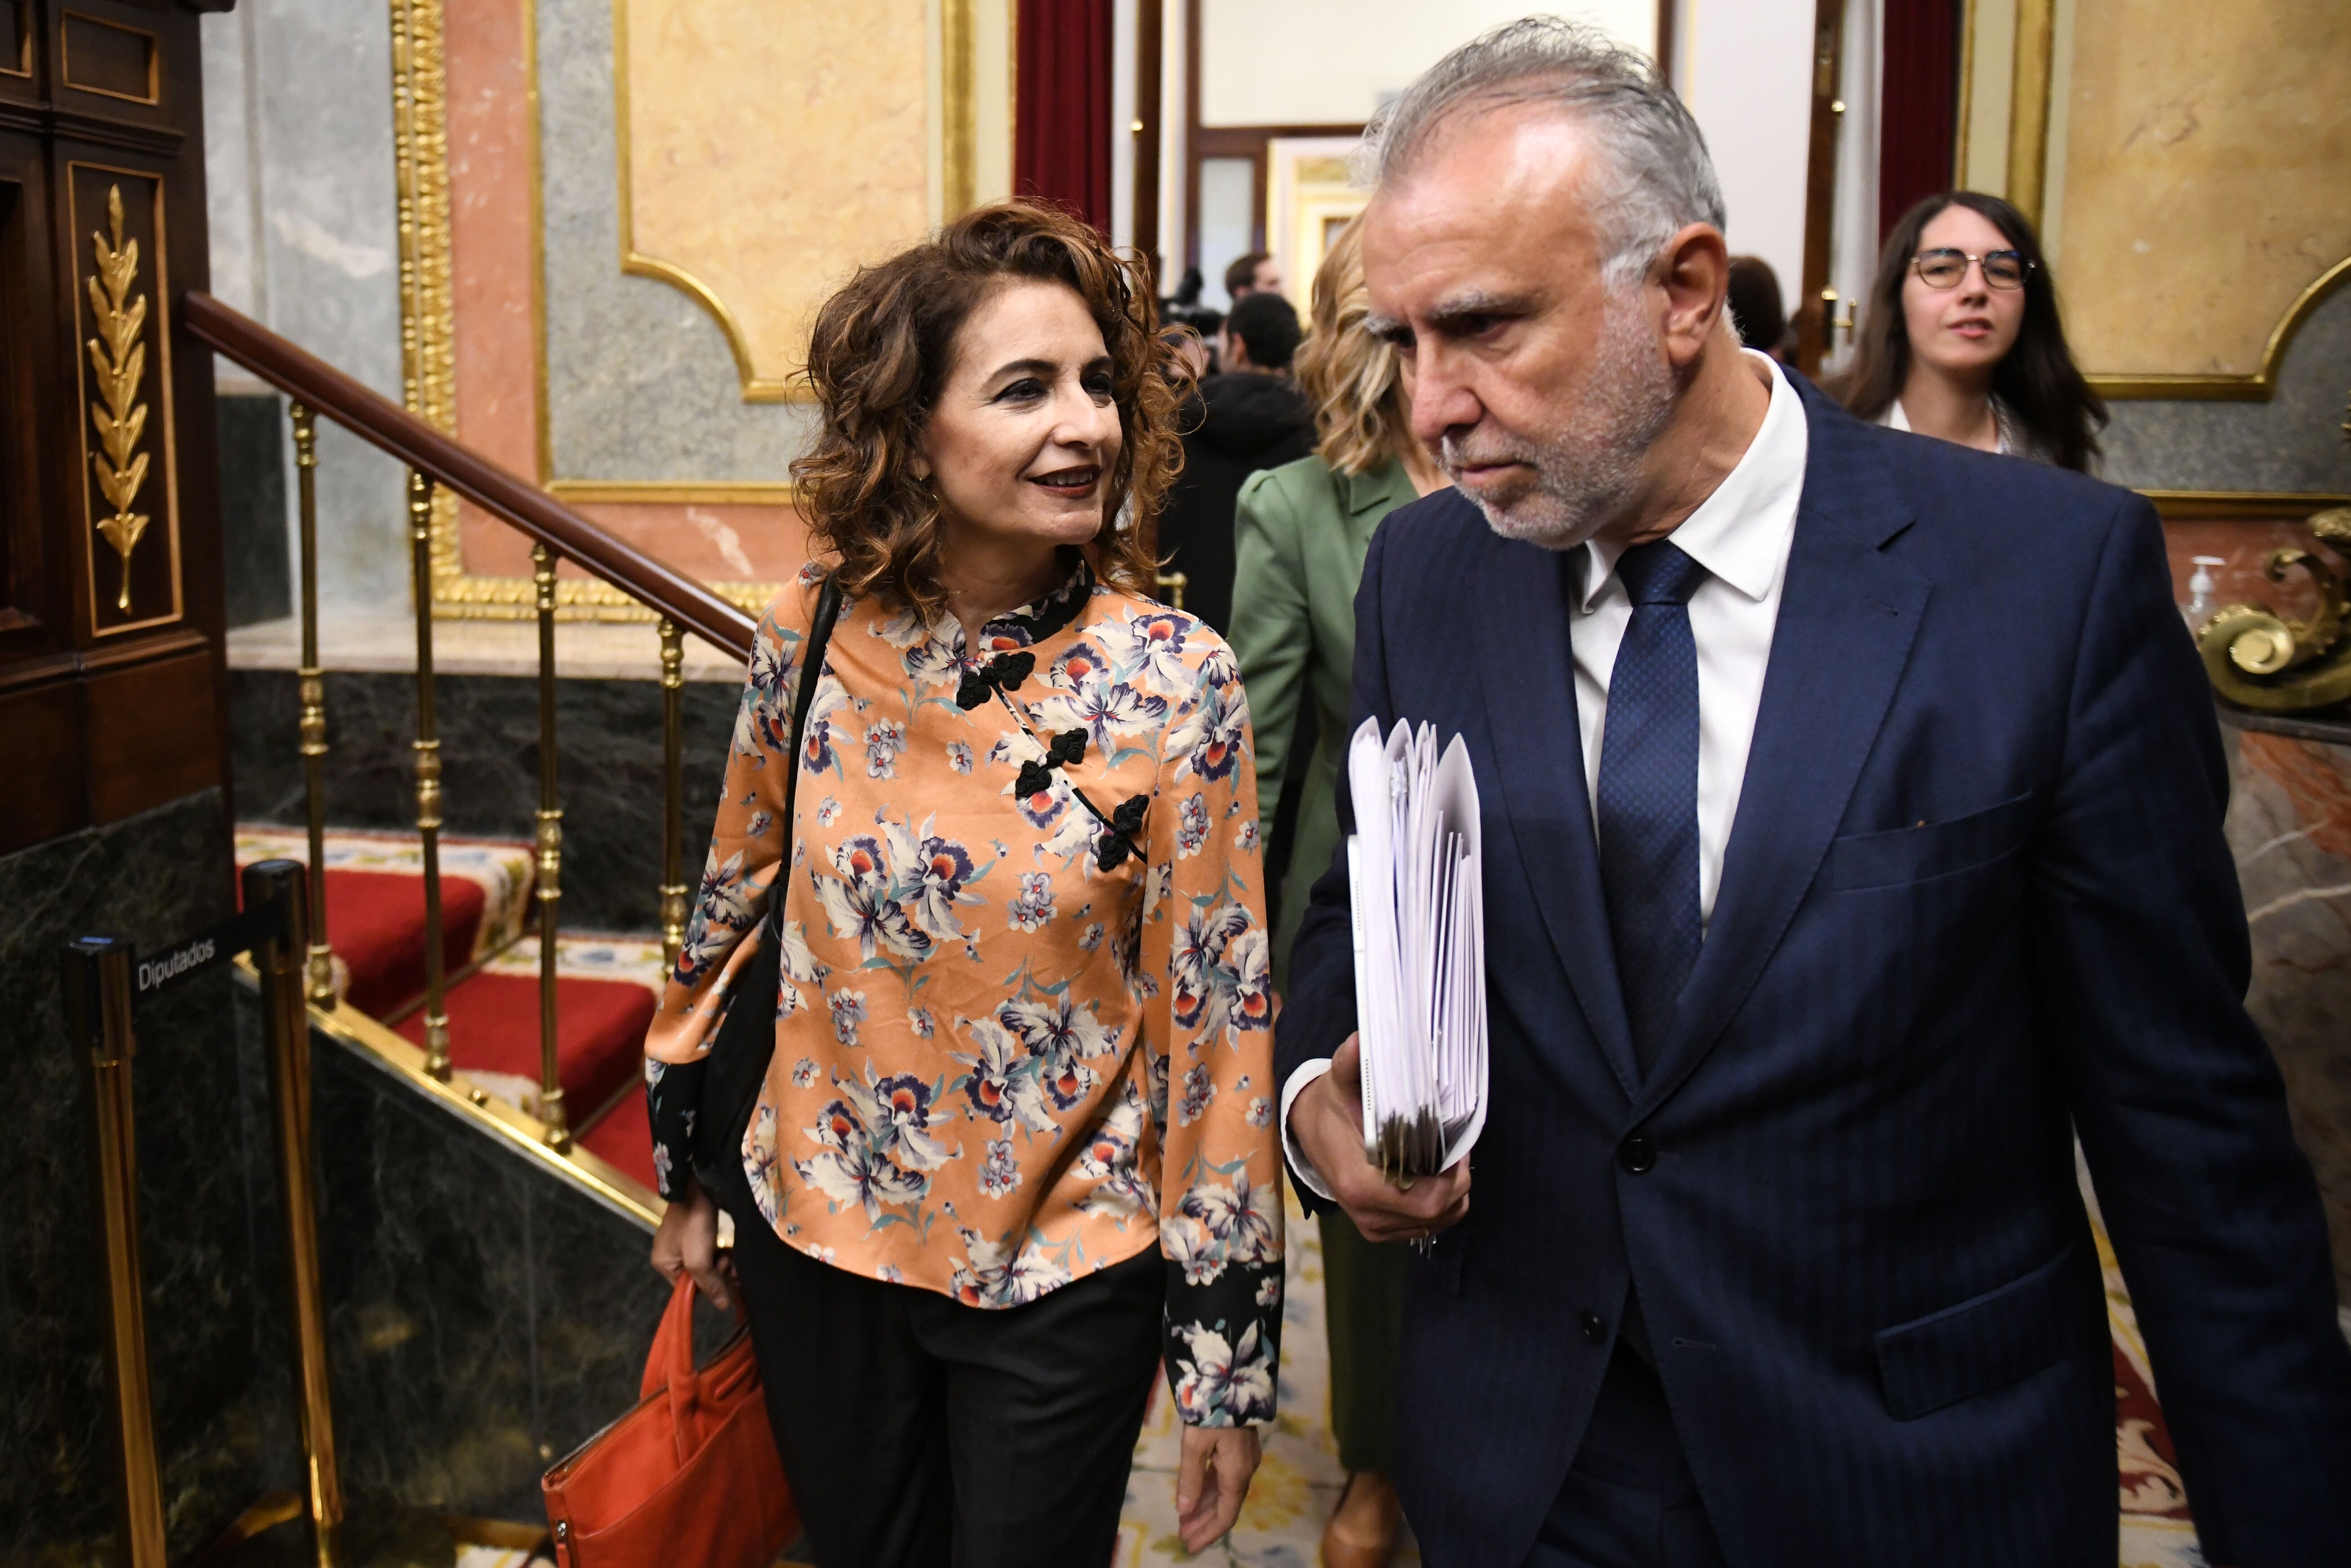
[642,201,1281,1566]
[1834,190,2105,472]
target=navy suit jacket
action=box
[1277,380,2351,1567]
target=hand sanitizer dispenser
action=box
[2184,556,2223,633]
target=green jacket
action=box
[1229,454,1421,987]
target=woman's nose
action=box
[1057,387,1117,444]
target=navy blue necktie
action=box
[1596,540,1707,1078]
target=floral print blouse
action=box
[644,556,1283,1427]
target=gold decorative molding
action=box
[390,0,456,438]
[389,0,792,622]
[943,0,978,218]
[1952,0,1978,187]
[1970,0,2351,400]
[610,0,796,404]
[389,0,472,620]
[72,165,178,637]
[85,186,151,614]
[2197,509,2351,714]
[2145,489,2351,522]
[393,0,915,622]
[2003,0,2056,231]
[2087,256,2351,401]
[616,0,973,404]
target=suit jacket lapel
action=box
[1637,389,1929,1112]
[1345,463,1417,544]
[1474,540,1642,1098]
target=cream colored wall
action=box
[1678,0,1819,311]
[1196,0,1655,128]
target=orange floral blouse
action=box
[644,557,1283,1425]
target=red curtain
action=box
[1014,0,1115,232]
[1878,0,1962,244]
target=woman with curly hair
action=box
[641,201,1281,1566]
[1226,213,1444,1568]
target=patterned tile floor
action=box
[1115,1186,1418,1567]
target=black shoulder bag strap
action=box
[692,572,844,1206]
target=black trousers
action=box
[725,1202,1163,1568]
[1527,1333,1728,1568]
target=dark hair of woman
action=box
[1831,190,2106,472]
[1725,255,1786,356]
[791,200,1188,617]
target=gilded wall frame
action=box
[1956,0,2351,402]
[389,0,991,621]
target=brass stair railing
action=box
[185,291,757,1154]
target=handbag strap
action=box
[759,572,844,948]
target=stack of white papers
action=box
[1345,717,1488,1184]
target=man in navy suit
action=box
[1275,20,2351,1568]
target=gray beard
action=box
[1446,295,1676,552]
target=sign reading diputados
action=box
[1345,717,1488,1185]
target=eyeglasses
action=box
[1911,247,2033,290]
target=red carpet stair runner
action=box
[234,827,664,1190]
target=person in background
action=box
[1226,213,1445,1568]
[1156,290,1314,633]
[1725,254,1793,365]
[1833,190,2105,472]
[1219,290,1301,379]
[645,201,1281,1566]
[1161,265,1225,377]
[1163,321,1212,384]
[1225,249,1281,302]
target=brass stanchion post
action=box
[61,936,169,1568]
[243,860,344,1568]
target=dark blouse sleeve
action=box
[644,1056,707,1202]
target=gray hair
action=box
[1356,17,1726,290]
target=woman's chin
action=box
[1025,506,1106,546]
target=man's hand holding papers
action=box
[1287,718,1490,1244]
[1291,1034,1473,1243]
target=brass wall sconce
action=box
[2198,508,2351,713]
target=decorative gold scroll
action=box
[86,185,151,614]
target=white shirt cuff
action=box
[1279,1059,1338,1201]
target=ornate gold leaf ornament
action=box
[86,184,151,613]
[2197,508,2351,712]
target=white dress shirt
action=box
[1281,351,1808,1197]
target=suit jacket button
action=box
[1579,1310,1607,1345]
[1618,1135,1656,1174]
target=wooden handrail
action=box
[183,290,759,661]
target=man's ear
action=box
[1655,223,1730,370]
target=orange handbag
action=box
[542,1272,800,1568]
